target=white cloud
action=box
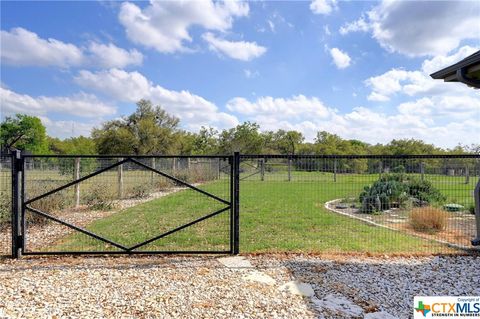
[340,1,480,56]
[74,69,238,130]
[421,45,478,75]
[39,116,97,139]
[202,33,266,61]
[0,27,143,68]
[365,46,479,101]
[0,27,84,67]
[226,94,479,147]
[118,1,249,53]
[0,87,116,118]
[329,48,351,69]
[87,42,143,68]
[310,0,337,15]
[227,95,334,120]
[339,17,369,35]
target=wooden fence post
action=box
[260,158,265,181]
[420,162,425,181]
[333,159,337,182]
[172,158,176,175]
[74,157,80,208]
[117,158,124,199]
[379,161,383,179]
[150,157,155,187]
[465,165,470,184]
[288,158,292,182]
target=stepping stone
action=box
[364,311,397,319]
[278,281,315,297]
[312,294,364,317]
[243,270,276,285]
[217,256,253,268]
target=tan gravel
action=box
[0,254,478,319]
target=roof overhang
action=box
[430,50,480,88]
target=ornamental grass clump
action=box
[409,207,449,233]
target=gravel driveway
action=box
[0,254,478,318]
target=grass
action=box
[49,170,473,254]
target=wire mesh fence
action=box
[0,155,12,256]
[239,155,479,255]
[20,155,233,255]
[2,153,479,257]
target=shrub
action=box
[28,180,72,224]
[83,183,116,210]
[409,207,449,233]
[407,179,446,204]
[359,173,445,214]
[0,191,10,224]
[129,183,150,199]
[359,177,408,213]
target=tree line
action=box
[1,99,479,156]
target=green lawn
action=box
[48,170,474,254]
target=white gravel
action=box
[0,254,478,319]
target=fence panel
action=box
[19,155,234,255]
[239,154,479,255]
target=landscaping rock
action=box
[279,281,315,297]
[217,256,253,268]
[243,270,276,285]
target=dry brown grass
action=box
[409,207,449,233]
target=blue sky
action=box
[1,0,479,148]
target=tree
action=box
[0,114,48,153]
[191,127,219,155]
[92,99,180,155]
[48,136,96,155]
[218,122,264,154]
[272,130,304,155]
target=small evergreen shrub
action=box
[359,174,445,214]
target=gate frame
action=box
[12,153,240,258]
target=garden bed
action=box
[325,199,476,249]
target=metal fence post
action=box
[472,178,480,246]
[233,152,240,254]
[11,150,22,258]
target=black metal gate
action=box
[11,151,240,257]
